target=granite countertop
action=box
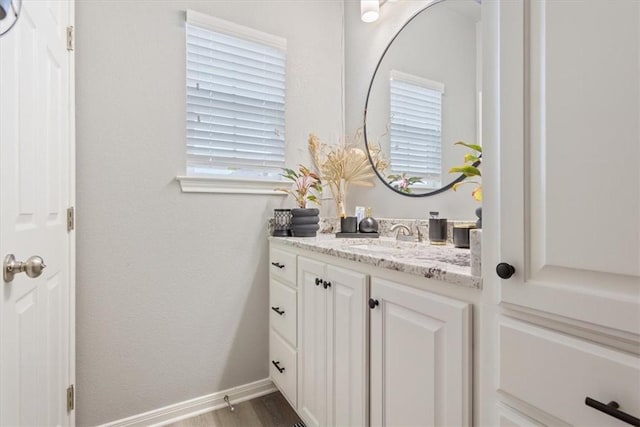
[269,234,482,289]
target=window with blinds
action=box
[185,11,287,179]
[389,70,444,189]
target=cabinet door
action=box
[326,265,368,427]
[498,0,640,334]
[298,257,328,427]
[370,278,471,427]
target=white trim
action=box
[390,69,445,93]
[176,175,289,195]
[186,9,287,50]
[67,2,76,427]
[100,378,277,427]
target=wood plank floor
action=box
[167,391,302,427]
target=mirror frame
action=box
[363,0,480,197]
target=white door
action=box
[326,265,367,427]
[0,0,75,425]
[497,0,640,335]
[298,257,327,427]
[370,278,471,427]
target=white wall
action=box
[345,0,480,220]
[75,1,343,425]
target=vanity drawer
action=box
[270,329,297,408]
[270,279,297,347]
[270,247,297,286]
[499,317,640,426]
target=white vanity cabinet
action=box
[370,277,471,427]
[297,256,368,427]
[269,241,475,427]
[488,0,640,425]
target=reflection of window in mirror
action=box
[389,70,444,190]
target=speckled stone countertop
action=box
[269,234,482,290]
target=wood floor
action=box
[167,391,302,427]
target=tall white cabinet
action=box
[490,0,640,425]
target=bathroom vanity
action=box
[268,235,480,427]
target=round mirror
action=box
[364,0,482,197]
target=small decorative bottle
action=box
[428,211,447,245]
[358,207,379,233]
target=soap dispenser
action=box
[358,207,379,233]
[428,211,447,245]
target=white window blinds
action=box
[389,71,444,189]
[186,11,287,178]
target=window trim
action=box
[176,175,288,195]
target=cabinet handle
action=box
[496,262,515,279]
[369,298,379,309]
[315,277,322,286]
[271,306,285,316]
[323,280,331,289]
[271,262,285,269]
[585,397,640,426]
[271,360,285,373]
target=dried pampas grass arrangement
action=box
[308,129,388,218]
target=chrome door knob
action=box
[3,254,46,283]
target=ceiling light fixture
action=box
[361,0,380,23]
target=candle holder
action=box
[272,209,292,237]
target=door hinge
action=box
[66,26,74,51]
[67,207,75,232]
[67,384,75,412]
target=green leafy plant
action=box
[449,141,482,201]
[387,173,423,194]
[276,165,323,208]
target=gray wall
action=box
[345,0,480,220]
[75,1,343,425]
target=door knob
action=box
[496,262,515,279]
[3,254,46,283]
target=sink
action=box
[344,240,423,257]
[346,244,407,254]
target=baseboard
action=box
[101,378,277,427]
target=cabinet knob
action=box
[323,280,331,289]
[496,262,515,279]
[315,277,322,286]
[368,298,379,309]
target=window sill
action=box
[176,176,289,195]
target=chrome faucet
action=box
[390,224,414,241]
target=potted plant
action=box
[277,165,323,237]
[449,141,482,227]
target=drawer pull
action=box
[315,277,322,286]
[272,360,285,373]
[323,280,331,289]
[271,306,285,316]
[585,397,640,426]
[271,262,285,269]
